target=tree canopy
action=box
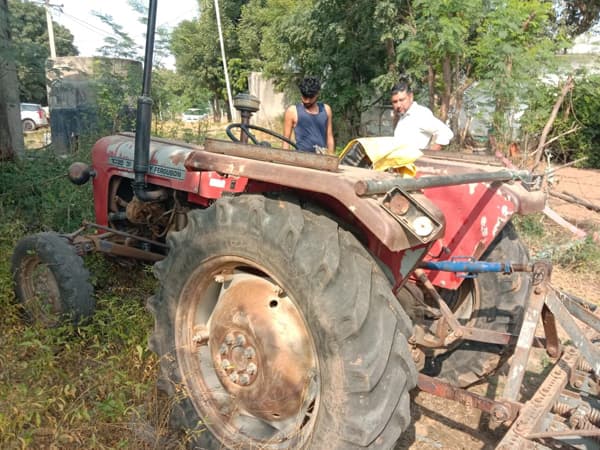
[8,0,78,104]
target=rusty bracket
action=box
[67,221,166,262]
[418,374,521,423]
[502,261,553,402]
[84,235,164,262]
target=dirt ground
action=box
[397,166,600,449]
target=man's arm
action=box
[325,104,335,155]
[282,106,297,150]
[423,112,454,150]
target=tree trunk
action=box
[385,37,396,74]
[439,56,452,121]
[531,75,574,171]
[0,0,24,161]
[427,64,435,111]
[212,95,222,122]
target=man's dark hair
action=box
[391,75,413,96]
[299,76,321,97]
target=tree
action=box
[93,11,140,59]
[559,0,600,36]
[1,0,23,160]
[171,1,248,121]
[241,0,393,139]
[521,74,600,168]
[393,0,484,128]
[8,0,78,104]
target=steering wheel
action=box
[226,123,297,150]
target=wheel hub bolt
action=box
[244,347,255,359]
[235,335,246,346]
[239,374,250,386]
[247,362,257,375]
[225,333,234,345]
[219,344,228,355]
[221,359,232,371]
[229,372,239,383]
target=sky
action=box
[50,0,199,63]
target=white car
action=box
[20,103,49,132]
[182,108,207,122]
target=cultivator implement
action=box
[417,259,600,449]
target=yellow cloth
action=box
[340,137,422,176]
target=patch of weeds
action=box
[553,236,600,272]
[513,214,546,241]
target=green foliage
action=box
[512,214,546,240]
[514,213,600,274]
[554,237,600,272]
[171,0,248,121]
[92,11,140,59]
[92,58,143,135]
[520,74,600,168]
[8,0,78,104]
[0,149,94,232]
[0,148,161,448]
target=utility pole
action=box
[214,0,235,121]
[44,0,56,58]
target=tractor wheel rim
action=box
[20,256,61,326]
[175,256,319,446]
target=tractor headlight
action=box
[381,187,442,243]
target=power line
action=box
[56,10,113,38]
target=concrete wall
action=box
[46,57,142,154]
[247,72,286,130]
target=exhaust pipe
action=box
[133,0,167,202]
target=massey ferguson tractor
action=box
[11,1,600,448]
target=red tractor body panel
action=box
[89,134,545,290]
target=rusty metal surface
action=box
[503,262,552,402]
[185,148,438,252]
[204,138,339,172]
[545,291,600,377]
[541,305,561,358]
[496,347,579,450]
[417,157,546,215]
[354,170,531,196]
[82,221,169,249]
[208,273,316,421]
[418,374,520,422]
[86,235,164,262]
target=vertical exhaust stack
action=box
[133,0,167,202]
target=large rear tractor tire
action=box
[425,223,530,386]
[148,195,416,449]
[11,232,94,326]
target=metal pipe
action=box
[420,260,531,273]
[133,0,167,202]
[354,169,531,196]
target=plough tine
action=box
[552,287,600,335]
[545,290,600,377]
[496,347,580,449]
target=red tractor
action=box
[11,1,600,448]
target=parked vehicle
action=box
[20,102,48,132]
[10,1,600,449]
[182,108,207,122]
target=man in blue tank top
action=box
[283,77,335,154]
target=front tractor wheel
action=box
[148,195,416,449]
[11,232,94,326]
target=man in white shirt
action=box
[391,79,454,151]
